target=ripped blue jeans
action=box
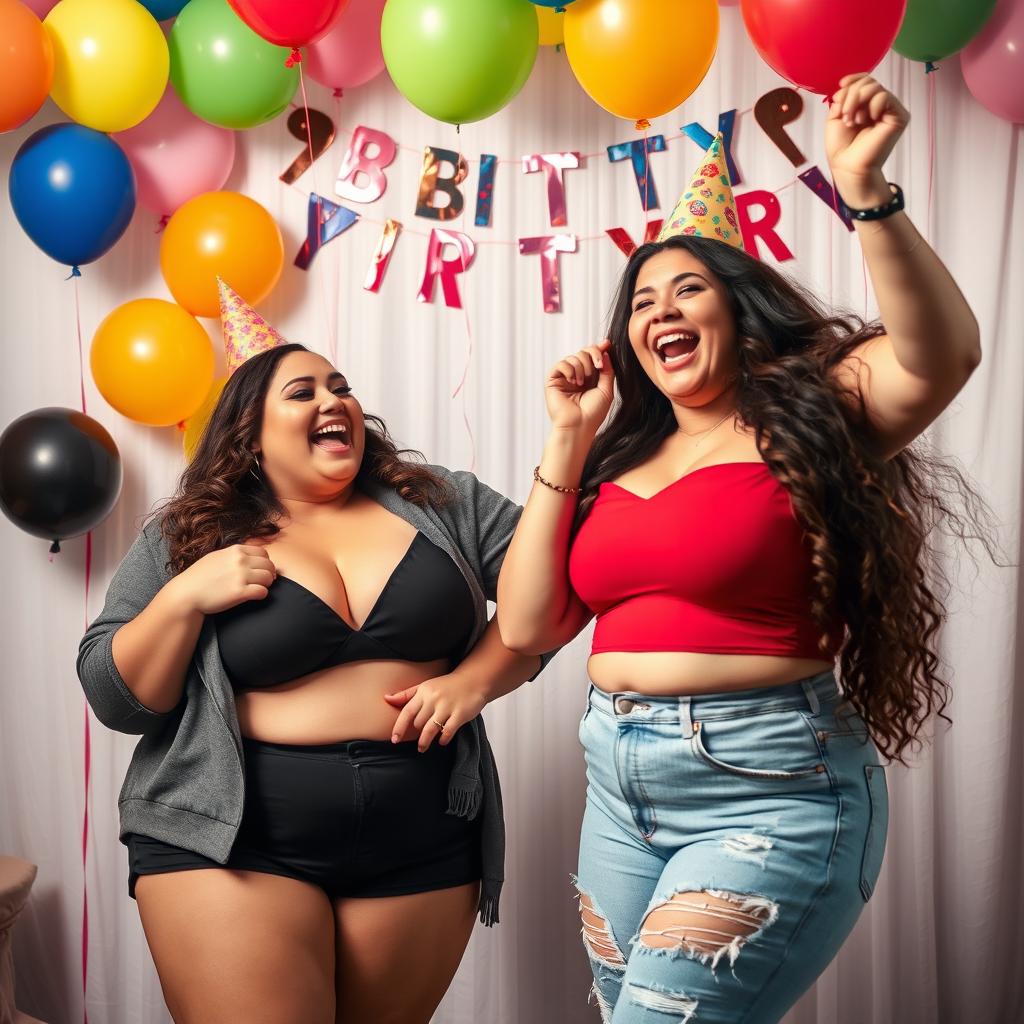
[575,671,888,1024]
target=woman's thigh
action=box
[135,868,336,1024]
[332,882,479,1024]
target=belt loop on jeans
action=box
[678,695,695,736]
[801,678,821,715]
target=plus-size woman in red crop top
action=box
[497,76,987,1024]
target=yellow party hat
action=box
[657,134,743,249]
[218,278,288,374]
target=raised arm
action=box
[827,74,982,458]
[496,341,615,655]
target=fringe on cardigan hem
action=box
[478,879,502,927]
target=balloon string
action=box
[452,128,477,473]
[641,124,651,247]
[73,267,93,1024]
[298,60,339,366]
[927,68,936,238]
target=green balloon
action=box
[893,0,998,63]
[169,0,298,130]
[381,0,538,125]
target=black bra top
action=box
[215,533,475,690]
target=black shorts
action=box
[127,736,481,900]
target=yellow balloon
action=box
[564,0,719,122]
[183,377,227,462]
[92,299,215,427]
[537,7,564,47]
[45,0,168,132]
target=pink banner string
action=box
[453,129,477,473]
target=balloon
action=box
[44,0,169,132]
[961,0,1024,123]
[564,0,719,122]
[168,0,298,129]
[8,123,135,269]
[381,0,538,125]
[895,0,997,63]
[305,0,387,91]
[0,0,54,131]
[160,191,284,318]
[183,377,227,460]
[140,0,187,18]
[92,299,215,426]
[226,0,347,49]
[0,408,122,548]
[113,88,235,218]
[530,1,577,6]
[536,6,564,47]
[741,0,906,96]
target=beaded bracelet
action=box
[840,182,905,222]
[533,465,582,495]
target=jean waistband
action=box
[586,670,839,725]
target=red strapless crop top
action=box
[568,462,841,659]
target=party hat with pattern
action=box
[657,134,743,249]
[218,278,288,374]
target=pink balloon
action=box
[304,0,386,93]
[21,0,58,16]
[113,88,236,218]
[961,0,1024,123]
[719,0,740,5]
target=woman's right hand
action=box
[545,338,616,437]
[170,544,277,615]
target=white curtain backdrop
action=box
[2,11,1022,1023]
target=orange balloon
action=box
[183,377,227,461]
[91,299,215,427]
[0,0,54,131]
[564,0,719,123]
[159,190,285,318]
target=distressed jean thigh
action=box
[579,698,886,1024]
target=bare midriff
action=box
[235,657,451,744]
[586,651,835,697]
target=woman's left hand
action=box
[826,73,909,207]
[384,673,489,751]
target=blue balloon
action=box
[139,0,188,19]
[8,123,136,270]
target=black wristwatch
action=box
[839,182,905,221]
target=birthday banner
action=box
[295,86,854,315]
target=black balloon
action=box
[0,407,122,550]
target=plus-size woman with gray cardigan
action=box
[78,342,546,1024]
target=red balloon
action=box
[226,0,349,49]
[741,0,907,96]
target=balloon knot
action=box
[176,420,186,431]
[49,539,61,555]
[555,4,566,10]
[925,61,939,73]
[285,47,302,68]
[634,118,651,132]
[66,265,81,280]
[155,214,170,233]
[333,87,344,98]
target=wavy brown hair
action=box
[579,236,993,762]
[157,344,451,574]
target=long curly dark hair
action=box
[579,236,992,762]
[158,344,451,574]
